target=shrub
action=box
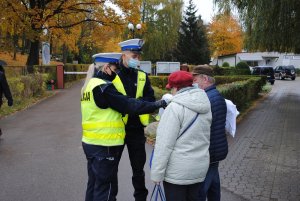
[31,73,45,96]
[213,67,251,75]
[214,76,250,85]
[236,62,251,75]
[20,76,34,98]
[149,75,266,112]
[236,62,249,69]
[152,86,169,100]
[7,74,46,101]
[222,62,230,67]
[212,65,223,76]
[218,76,266,111]
[7,77,25,100]
[149,76,169,89]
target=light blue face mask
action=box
[128,58,140,69]
[192,83,199,88]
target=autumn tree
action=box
[214,0,300,53]
[175,0,210,64]
[208,12,243,57]
[141,0,183,61]
[1,0,140,72]
[0,0,25,60]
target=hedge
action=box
[149,76,169,89]
[149,75,266,88]
[150,75,266,112]
[213,66,251,76]
[6,73,47,105]
[217,77,266,111]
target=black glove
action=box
[8,99,13,107]
[155,100,167,109]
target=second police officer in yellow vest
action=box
[81,53,167,201]
[114,39,154,201]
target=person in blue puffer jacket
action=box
[192,65,228,201]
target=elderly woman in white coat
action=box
[151,71,212,201]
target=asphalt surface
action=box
[0,78,299,201]
[219,78,300,201]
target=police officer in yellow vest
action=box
[81,53,166,201]
[114,39,154,201]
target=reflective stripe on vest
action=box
[112,71,150,126]
[81,78,125,146]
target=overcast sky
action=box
[183,0,217,24]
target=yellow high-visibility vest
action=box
[81,78,125,146]
[112,71,150,126]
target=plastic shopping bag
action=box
[225,99,240,138]
[150,184,166,201]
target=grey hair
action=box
[198,74,215,84]
[207,75,215,84]
[81,63,105,95]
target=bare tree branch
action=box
[46,18,105,29]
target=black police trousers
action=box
[121,128,148,201]
[82,142,123,201]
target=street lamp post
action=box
[128,22,142,39]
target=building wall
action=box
[212,52,300,69]
[217,56,238,67]
[276,55,300,68]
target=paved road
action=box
[0,79,299,201]
[219,78,300,201]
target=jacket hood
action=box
[171,87,210,114]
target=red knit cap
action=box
[166,71,193,89]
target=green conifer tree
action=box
[175,0,210,64]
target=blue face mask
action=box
[192,83,199,88]
[128,58,140,69]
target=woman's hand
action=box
[152,180,161,185]
[102,64,113,75]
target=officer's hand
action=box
[155,100,167,109]
[8,99,13,107]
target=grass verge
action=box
[0,91,56,119]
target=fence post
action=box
[56,64,64,89]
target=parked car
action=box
[274,65,296,80]
[252,66,275,85]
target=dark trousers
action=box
[122,128,148,201]
[82,143,122,201]
[199,163,220,201]
[163,181,203,201]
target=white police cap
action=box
[92,53,122,64]
[118,39,144,52]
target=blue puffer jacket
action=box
[205,85,228,163]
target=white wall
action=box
[217,56,237,66]
[213,52,300,68]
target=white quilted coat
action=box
[151,87,212,185]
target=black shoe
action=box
[0,128,2,136]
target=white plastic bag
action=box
[155,94,173,121]
[225,99,239,137]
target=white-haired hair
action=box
[81,62,105,95]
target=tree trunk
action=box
[26,40,40,73]
[21,31,26,55]
[13,34,18,60]
[62,44,68,64]
[50,35,53,56]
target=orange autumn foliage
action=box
[208,13,243,57]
